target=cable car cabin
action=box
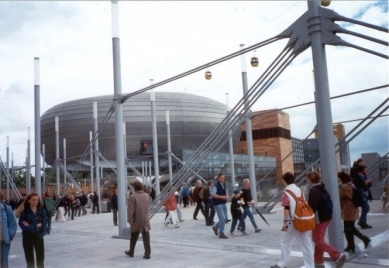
[251,56,259,67]
[205,70,212,80]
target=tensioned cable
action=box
[149,45,300,217]
[261,98,389,210]
[119,36,284,104]
[335,114,388,124]
[366,152,389,177]
[56,35,285,192]
[252,84,388,114]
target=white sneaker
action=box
[164,222,168,227]
[230,232,236,236]
[179,219,185,222]
[174,224,180,228]
[335,253,346,268]
[242,231,250,235]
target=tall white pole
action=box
[123,122,128,182]
[111,0,126,236]
[93,101,101,212]
[27,127,31,194]
[42,144,46,193]
[240,44,257,204]
[166,110,173,183]
[150,79,160,196]
[149,161,152,188]
[34,57,42,196]
[226,93,236,190]
[55,116,60,196]
[89,131,94,193]
[0,156,2,195]
[25,149,28,194]
[141,161,144,185]
[144,161,147,186]
[63,138,67,185]
[6,136,9,199]
[11,153,14,198]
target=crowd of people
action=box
[0,156,386,267]
[0,189,104,267]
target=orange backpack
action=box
[285,189,316,232]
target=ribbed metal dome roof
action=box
[41,92,241,170]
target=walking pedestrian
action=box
[19,193,47,268]
[271,172,314,268]
[0,193,17,268]
[338,171,370,253]
[211,173,229,239]
[306,171,346,268]
[125,181,151,259]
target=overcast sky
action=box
[0,1,387,171]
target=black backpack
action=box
[320,189,333,218]
[352,187,366,207]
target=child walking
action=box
[230,189,249,235]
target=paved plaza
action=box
[8,199,389,268]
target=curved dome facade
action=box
[41,92,241,170]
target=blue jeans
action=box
[214,204,227,235]
[358,200,370,225]
[231,214,245,233]
[1,241,11,268]
[241,206,258,229]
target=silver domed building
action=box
[41,92,241,173]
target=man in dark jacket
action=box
[80,191,88,215]
[211,174,229,239]
[203,180,215,226]
[92,192,99,214]
[111,189,118,226]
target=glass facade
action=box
[182,150,277,187]
[303,138,320,167]
[291,137,306,174]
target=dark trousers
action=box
[204,200,215,225]
[46,216,52,232]
[112,209,118,225]
[23,232,44,268]
[231,214,245,233]
[71,207,75,220]
[182,196,189,207]
[129,230,151,257]
[92,204,100,214]
[76,206,81,217]
[193,199,205,219]
[343,220,368,250]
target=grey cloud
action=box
[0,2,80,39]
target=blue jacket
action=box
[0,202,17,244]
[19,206,47,237]
[181,186,190,197]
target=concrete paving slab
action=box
[8,200,388,268]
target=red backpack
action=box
[285,189,316,232]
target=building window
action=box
[240,127,291,141]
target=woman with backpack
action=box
[338,171,370,253]
[306,171,346,268]
[271,172,314,268]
